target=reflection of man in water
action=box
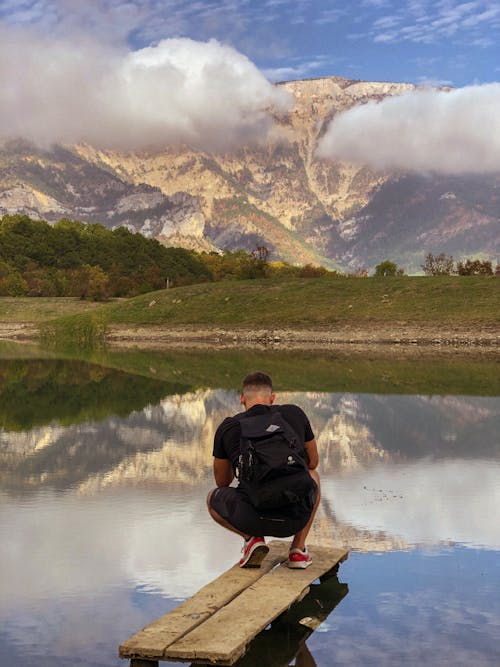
[207,372,321,568]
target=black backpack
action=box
[235,408,317,512]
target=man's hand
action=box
[304,439,319,470]
[213,457,234,486]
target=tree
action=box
[421,253,454,276]
[252,245,270,263]
[86,265,109,301]
[0,272,28,296]
[374,260,398,277]
[24,264,58,296]
[456,259,493,276]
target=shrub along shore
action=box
[0,276,498,350]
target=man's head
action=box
[240,371,275,408]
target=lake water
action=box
[1,344,499,667]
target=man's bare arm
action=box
[304,439,319,470]
[213,457,234,486]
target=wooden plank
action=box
[236,574,349,667]
[119,541,289,660]
[164,544,348,665]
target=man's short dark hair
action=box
[242,371,273,392]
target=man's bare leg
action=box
[206,490,251,539]
[290,470,321,551]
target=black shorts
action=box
[209,486,312,538]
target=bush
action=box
[0,273,28,296]
[421,253,455,276]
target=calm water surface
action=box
[0,346,499,667]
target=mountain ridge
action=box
[1,75,499,271]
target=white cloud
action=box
[373,14,402,29]
[262,55,336,82]
[0,29,291,151]
[369,0,500,45]
[317,83,500,174]
[416,75,454,86]
[314,8,347,25]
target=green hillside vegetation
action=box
[0,214,336,299]
[35,276,498,348]
[0,214,211,298]
[1,215,497,306]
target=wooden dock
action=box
[119,541,348,666]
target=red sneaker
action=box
[287,547,312,569]
[239,537,269,568]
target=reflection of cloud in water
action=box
[316,580,500,667]
[2,488,499,667]
[0,489,239,607]
[2,377,499,667]
[323,460,500,550]
[0,487,244,662]
[317,539,500,667]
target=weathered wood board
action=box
[164,545,347,664]
[120,541,348,665]
[120,541,289,659]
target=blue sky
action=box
[1,0,499,86]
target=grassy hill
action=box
[1,277,498,332]
[0,276,488,353]
[65,276,498,327]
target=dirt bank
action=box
[1,321,499,354]
[105,323,500,352]
[0,323,39,340]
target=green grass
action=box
[1,277,498,336]
[82,276,499,326]
[0,297,105,323]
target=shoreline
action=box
[1,322,499,354]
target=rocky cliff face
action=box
[1,77,499,271]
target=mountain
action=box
[1,77,499,272]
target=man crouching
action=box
[207,371,321,568]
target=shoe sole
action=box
[240,544,270,568]
[286,559,312,569]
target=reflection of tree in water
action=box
[0,359,189,494]
[0,359,187,431]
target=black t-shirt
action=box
[213,403,315,470]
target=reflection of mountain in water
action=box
[2,387,498,497]
[294,392,500,463]
[2,381,499,553]
[0,388,234,492]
